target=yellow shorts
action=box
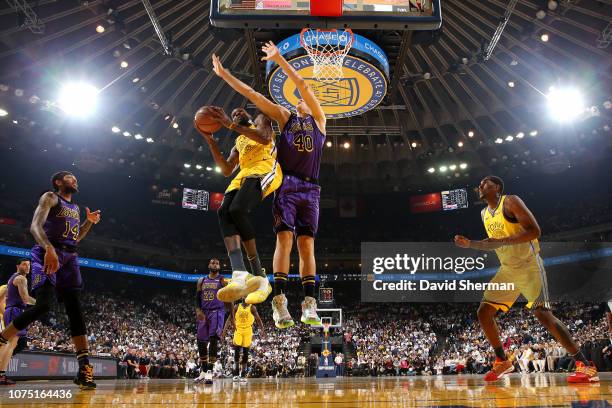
[226,163,282,199]
[483,254,550,313]
[233,329,253,348]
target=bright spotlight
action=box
[507,81,515,88]
[343,142,350,149]
[0,108,7,117]
[134,134,143,140]
[457,141,464,147]
[326,141,332,147]
[427,167,435,173]
[547,87,585,122]
[111,126,120,133]
[96,25,105,33]
[58,83,98,117]
[449,164,457,171]
[439,165,448,173]
[120,61,129,68]
[505,135,514,142]
[468,130,474,137]
[172,122,179,129]
[540,33,549,42]
[123,131,131,137]
[411,142,417,148]
[516,132,524,138]
[206,166,212,171]
[195,164,203,170]
[495,138,503,144]
[184,163,191,169]
[146,138,154,143]
[459,163,467,169]
[214,166,221,173]
[529,130,538,136]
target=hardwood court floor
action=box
[1,373,610,407]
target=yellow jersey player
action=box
[455,175,598,383]
[222,299,264,383]
[196,106,282,305]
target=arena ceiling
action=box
[0,0,610,193]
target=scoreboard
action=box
[182,188,209,211]
[441,188,468,211]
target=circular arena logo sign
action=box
[268,55,388,119]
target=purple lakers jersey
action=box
[200,276,224,310]
[6,273,26,309]
[45,194,80,246]
[277,114,325,180]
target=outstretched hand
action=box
[207,106,233,128]
[212,54,227,77]
[261,41,280,62]
[454,235,471,248]
[85,207,101,224]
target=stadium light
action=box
[120,61,128,68]
[111,126,120,133]
[427,167,435,173]
[172,122,179,129]
[449,164,457,171]
[184,163,191,168]
[146,137,154,143]
[195,164,202,170]
[326,141,332,147]
[459,163,468,169]
[547,87,585,122]
[214,166,221,173]
[123,131,131,137]
[541,33,549,42]
[468,130,474,137]
[439,165,448,172]
[457,141,464,147]
[411,142,417,148]
[134,134,143,140]
[495,138,503,144]
[530,130,538,136]
[57,82,98,117]
[505,135,514,142]
[343,142,350,149]
[132,77,140,83]
[206,166,212,171]
[0,108,7,117]
[96,24,105,33]
[507,81,515,88]
[516,132,524,139]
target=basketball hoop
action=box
[300,28,354,83]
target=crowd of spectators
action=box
[13,284,611,379]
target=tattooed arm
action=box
[30,192,60,274]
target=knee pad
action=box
[62,291,87,337]
[12,337,27,356]
[209,336,219,358]
[12,284,54,331]
[197,341,209,358]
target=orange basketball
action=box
[194,106,222,134]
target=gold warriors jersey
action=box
[482,195,540,267]
[226,126,282,198]
[235,303,255,330]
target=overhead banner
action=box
[409,193,442,213]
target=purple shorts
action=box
[30,245,83,294]
[197,309,225,341]
[273,175,321,237]
[4,306,26,337]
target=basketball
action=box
[194,106,222,134]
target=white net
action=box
[300,28,354,83]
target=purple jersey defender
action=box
[30,193,83,294]
[197,276,225,341]
[4,273,27,337]
[273,113,325,237]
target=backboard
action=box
[210,0,442,30]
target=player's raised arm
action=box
[261,41,326,132]
[76,207,101,243]
[197,130,239,177]
[206,107,273,145]
[212,54,290,127]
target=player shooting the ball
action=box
[211,39,326,329]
